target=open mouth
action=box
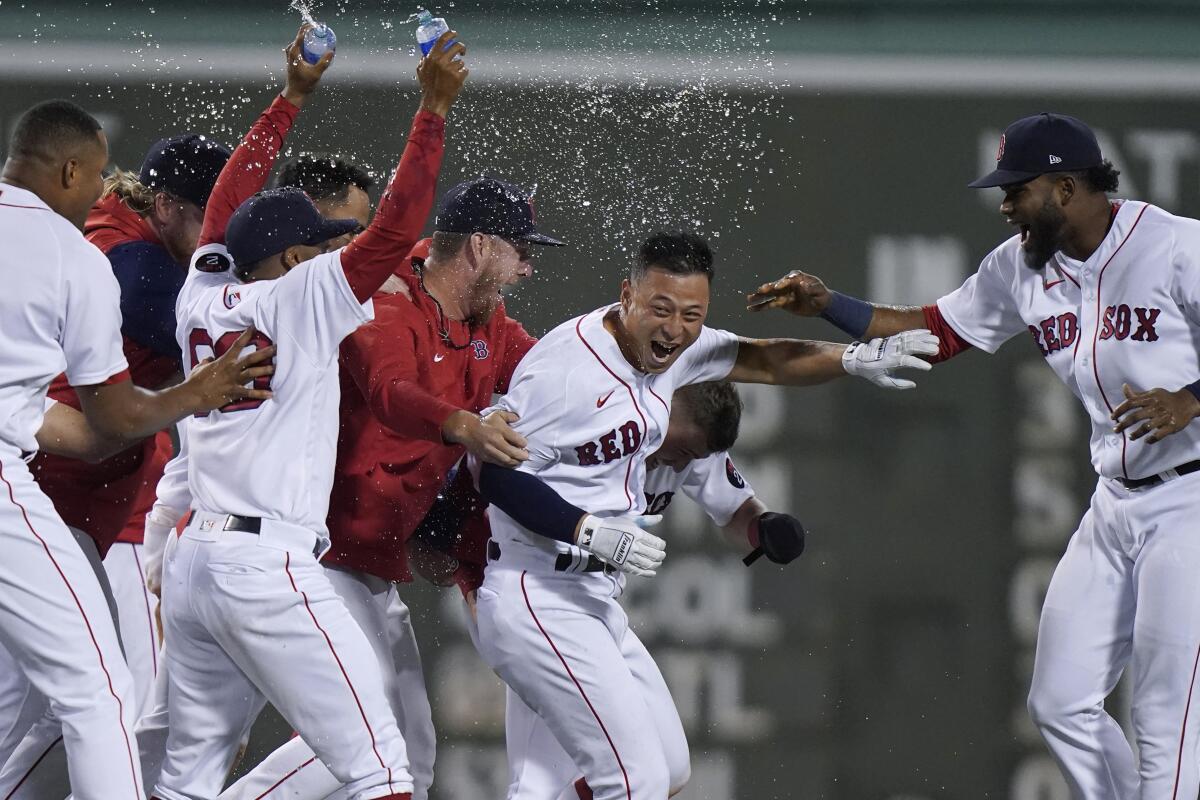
[650,340,680,363]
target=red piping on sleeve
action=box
[922,305,972,363]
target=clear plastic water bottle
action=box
[415,10,452,57]
[301,23,336,65]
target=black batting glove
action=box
[753,512,806,565]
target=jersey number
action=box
[187,328,275,413]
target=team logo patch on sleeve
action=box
[726,457,745,489]
[196,252,232,273]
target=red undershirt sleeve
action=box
[922,304,973,363]
[340,110,446,303]
[198,94,300,248]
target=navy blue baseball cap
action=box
[435,177,565,246]
[969,113,1103,189]
[225,187,361,268]
[139,133,232,209]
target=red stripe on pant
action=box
[4,735,63,800]
[1171,639,1200,799]
[250,756,317,800]
[0,462,140,797]
[283,552,395,792]
[520,571,632,800]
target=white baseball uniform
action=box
[134,417,192,798]
[138,419,436,800]
[0,527,166,800]
[937,200,1200,797]
[0,183,143,799]
[504,452,756,799]
[473,305,739,800]
[153,242,413,800]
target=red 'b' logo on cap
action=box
[996,134,1006,162]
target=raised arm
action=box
[338,32,467,302]
[197,26,332,248]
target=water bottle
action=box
[301,23,336,65]
[415,10,452,57]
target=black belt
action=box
[1117,459,1200,490]
[486,540,616,575]
[186,510,262,533]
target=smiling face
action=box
[1000,174,1069,270]
[617,267,711,374]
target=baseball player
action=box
[0,133,232,799]
[215,178,560,800]
[150,26,467,800]
[470,231,936,800]
[0,98,272,799]
[749,112,1200,798]
[495,380,802,799]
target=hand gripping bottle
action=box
[415,9,453,56]
[302,23,336,64]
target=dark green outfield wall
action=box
[5,71,1200,798]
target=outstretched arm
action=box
[338,31,468,302]
[197,25,332,248]
[728,330,939,390]
[340,325,529,464]
[35,401,125,463]
[76,329,276,440]
[746,270,972,362]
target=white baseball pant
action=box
[475,558,690,800]
[502,661,691,800]
[504,686,580,799]
[0,448,143,799]
[152,512,413,800]
[1028,471,1200,799]
[218,564,436,800]
[0,540,162,798]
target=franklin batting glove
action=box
[842,329,939,390]
[577,514,666,577]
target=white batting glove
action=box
[576,514,666,577]
[842,329,939,390]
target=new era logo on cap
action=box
[970,112,1102,189]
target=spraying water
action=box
[287,0,335,65]
[288,0,316,27]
